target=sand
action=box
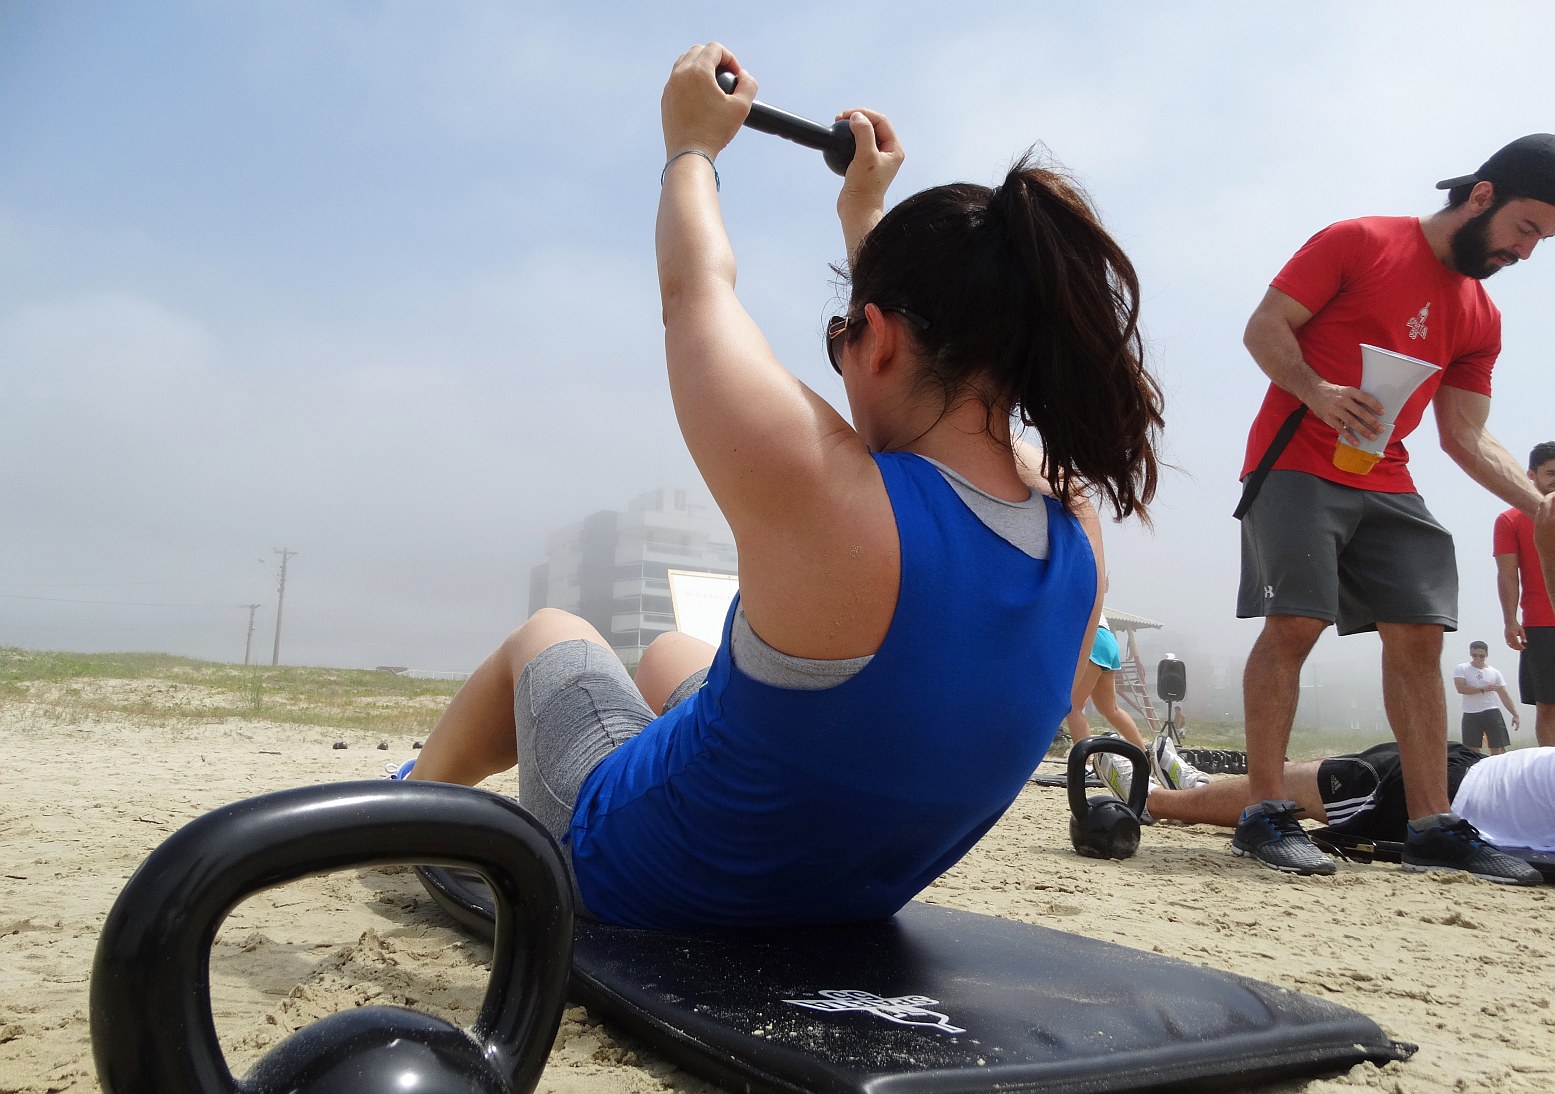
[2,682,1553,1093]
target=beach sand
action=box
[2,680,1553,1093]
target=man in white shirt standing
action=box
[1453,640,1520,755]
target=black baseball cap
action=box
[1436,134,1555,205]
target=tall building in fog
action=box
[529,487,737,668]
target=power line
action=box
[2,581,200,589]
[0,592,243,608]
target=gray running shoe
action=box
[1232,800,1337,875]
[1402,815,1541,885]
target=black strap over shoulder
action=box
[1233,405,1307,520]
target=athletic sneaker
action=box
[1091,750,1155,824]
[1232,800,1338,876]
[1151,735,1210,790]
[1401,815,1542,885]
[1092,750,1132,801]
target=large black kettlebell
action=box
[1068,736,1150,860]
[90,781,574,1094]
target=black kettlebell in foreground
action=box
[90,781,574,1094]
[1068,735,1150,860]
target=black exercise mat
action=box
[419,867,1413,1093]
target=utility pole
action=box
[242,603,261,666]
[271,548,297,666]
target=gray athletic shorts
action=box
[513,638,706,857]
[1237,471,1457,635]
[1519,626,1555,706]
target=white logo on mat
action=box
[783,989,966,1034]
[1407,303,1430,341]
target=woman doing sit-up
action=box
[407,43,1165,929]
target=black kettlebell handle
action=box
[1067,735,1150,820]
[90,781,574,1094]
[716,70,856,176]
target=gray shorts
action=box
[513,639,706,854]
[1237,471,1457,635]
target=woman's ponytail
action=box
[844,151,1164,521]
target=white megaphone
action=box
[1332,344,1442,475]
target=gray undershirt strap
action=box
[918,457,1049,561]
[731,460,1052,690]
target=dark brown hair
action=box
[839,151,1163,521]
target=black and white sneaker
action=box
[1092,750,1155,824]
[1402,815,1541,885]
[1151,735,1210,790]
[1232,800,1337,876]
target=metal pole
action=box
[242,603,261,666]
[271,548,297,666]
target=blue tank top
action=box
[568,451,1096,929]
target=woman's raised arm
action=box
[655,44,866,536]
[834,107,905,263]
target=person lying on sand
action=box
[1144,737,1555,873]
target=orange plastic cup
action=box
[1333,440,1383,474]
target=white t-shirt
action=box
[1454,661,1506,715]
[1452,747,1555,852]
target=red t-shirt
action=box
[1241,216,1501,493]
[1493,507,1555,627]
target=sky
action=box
[3,2,1554,714]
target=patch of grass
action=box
[1046,715,1392,764]
[0,646,463,734]
[0,647,210,684]
[1173,719,1245,749]
[1179,719,1397,761]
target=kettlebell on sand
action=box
[90,780,573,1094]
[1068,735,1150,860]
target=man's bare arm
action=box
[1494,684,1521,724]
[1435,387,1545,515]
[1536,495,1555,618]
[1243,287,1383,441]
[1496,553,1527,651]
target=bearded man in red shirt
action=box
[1232,135,1555,883]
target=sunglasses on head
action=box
[824,306,930,375]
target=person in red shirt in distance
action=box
[1495,441,1555,747]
